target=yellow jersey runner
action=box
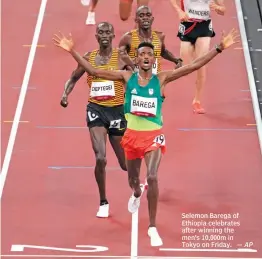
[87,49,125,107]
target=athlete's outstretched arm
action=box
[161,29,239,84]
[53,32,129,82]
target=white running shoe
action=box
[128,183,147,213]
[81,0,90,6]
[148,227,163,247]
[86,11,96,25]
[96,204,109,218]
[128,193,141,213]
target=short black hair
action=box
[136,5,152,16]
[97,22,114,32]
[137,42,154,50]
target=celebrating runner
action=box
[170,0,226,113]
[60,22,128,218]
[53,28,239,246]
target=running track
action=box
[1,0,262,258]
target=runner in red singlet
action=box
[170,0,225,114]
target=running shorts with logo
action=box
[121,72,166,160]
[177,19,215,44]
[86,102,127,136]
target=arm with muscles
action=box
[169,0,190,21]
[160,29,239,84]
[118,32,136,71]
[210,0,226,15]
[53,33,131,83]
[159,32,183,68]
[118,51,134,71]
[61,53,89,108]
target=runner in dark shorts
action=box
[59,22,130,218]
[171,0,225,114]
[86,102,126,136]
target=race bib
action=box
[90,81,115,101]
[186,8,210,20]
[152,59,158,74]
[130,95,157,117]
[179,23,186,35]
[109,119,121,129]
[153,134,165,146]
[208,20,213,31]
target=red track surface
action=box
[1,0,262,258]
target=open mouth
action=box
[144,60,149,65]
[101,39,109,44]
[142,21,150,26]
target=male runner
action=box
[119,5,183,73]
[85,0,150,25]
[53,28,239,246]
[170,0,226,114]
[60,22,128,218]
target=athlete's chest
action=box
[93,56,118,70]
[183,0,211,18]
[130,84,158,97]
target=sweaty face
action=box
[137,46,155,71]
[135,7,154,30]
[95,24,115,47]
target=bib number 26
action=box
[153,134,165,146]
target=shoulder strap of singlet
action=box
[127,72,137,86]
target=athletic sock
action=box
[100,199,109,206]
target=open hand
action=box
[220,29,240,50]
[53,32,74,52]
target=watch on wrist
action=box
[175,58,183,64]
[215,44,223,53]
